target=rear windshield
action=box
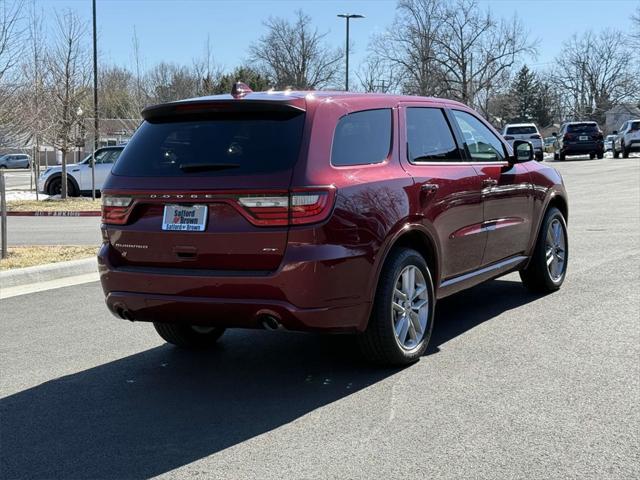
[506,126,537,135]
[567,123,598,133]
[112,111,305,177]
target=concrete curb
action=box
[0,257,98,289]
[7,211,101,217]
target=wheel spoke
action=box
[395,315,409,345]
[412,284,427,300]
[409,311,423,336]
[546,248,554,266]
[411,298,428,311]
[392,302,404,313]
[402,268,415,299]
[394,288,407,301]
[546,229,554,246]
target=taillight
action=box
[237,188,336,226]
[237,195,289,226]
[564,133,573,141]
[102,195,133,225]
[504,135,514,140]
[530,134,541,139]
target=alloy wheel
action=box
[545,218,566,282]
[392,265,429,350]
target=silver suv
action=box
[613,119,640,158]
[502,123,544,161]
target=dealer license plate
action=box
[162,204,208,231]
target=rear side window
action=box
[112,111,305,177]
[331,109,391,166]
[407,108,460,162]
[506,126,537,135]
[567,123,598,133]
[630,121,640,131]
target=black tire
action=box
[535,151,544,162]
[597,152,604,159]
[46,176,77,196]
[153,322,225,349]
[357,248,435,366]
[553,152,559,161]
[613,147,619,158]
[622,143,630,158]
[589,153,595,160]
[559,152,566,161]
[520,207,568,293]
[0,165,6,169]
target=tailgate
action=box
[103,102,305,272]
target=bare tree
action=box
[249,10,342,89]
[192,35,223,96]
[45,10,90,198]
[550,30,639,123]
[631,5,640,48]
[433,0,536,108]
[355,57,397,93]
[369,0,445,96]
[0,0,24,135]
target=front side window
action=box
[406,108,460,162]
[331,109,392,166]
[452,110,506,162]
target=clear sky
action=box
[37,0,639,75]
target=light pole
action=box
[337,13,364,91]
[92,0,98,200]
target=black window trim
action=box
[330,107,394,168]
[405,106,466,165]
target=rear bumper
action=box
[561,141,603,155]
[98,242,372,333]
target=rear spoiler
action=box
[142,99,306,122]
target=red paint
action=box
[98,91,568,332]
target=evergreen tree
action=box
[509,65,539,122]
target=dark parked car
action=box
[553,122,604,160]
[99,85,569,366]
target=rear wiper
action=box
[179,162,240,172]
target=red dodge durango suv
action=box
[98,85,569,366]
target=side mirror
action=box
[613,130,618,135]
[552,132,557,137]
[512,140,534,163]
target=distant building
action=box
[605,104,640,134]
[82,118,140,151]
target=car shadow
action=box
[0,279,540,479]
[428,278,541,354]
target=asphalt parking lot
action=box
[0,155,638,479]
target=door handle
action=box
[421,184,439,193]
[482,179,498,188]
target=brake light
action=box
[530,134,541,139]
[102,196,133,225]
[237,195,289,226]
[563,133,573,141]
[504,135,514,140]
[236,187,336,226]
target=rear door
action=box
[450,109,533,265]
[399,103,486,280]
[103,103,306,272]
